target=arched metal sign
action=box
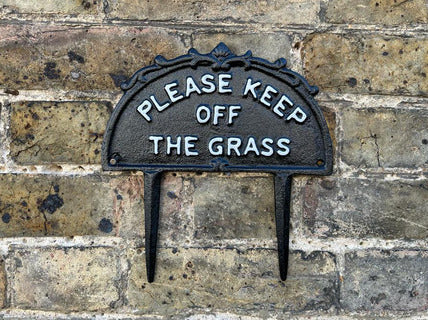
[102,43,333,282]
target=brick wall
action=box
[0,0,427,319]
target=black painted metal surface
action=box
[102,43,333,282]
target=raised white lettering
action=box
[208,137,224,155]
[286,106,307,123]
[166,136,182,155]
[273,94,293,118]
[164,82,184,103]
[184,136,199,156]
[213,105,226,125]
[150,95,170,112]
[149,135,163,154]
[185,76,202,97]
[228,105,241,125]
[260,85,278,107]
[218,74,232,93]
[196,105,211,124]
[243,137,260,156]
[227,137,241,156]
[242,78,261,99]
[261,138,274,156]
[137,100,152,122]
[277,138,290,156]
[201,74,216,93]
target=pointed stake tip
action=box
[147,268,155,282]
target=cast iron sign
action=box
[102,43,333,282]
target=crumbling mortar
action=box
[1,90,122,103]
[0,18,427,37]
[371,133,381,168]
[0,235,424,255]
[180,174,197,244]
[318,0,328,24]
[335,106,347,178]
[0,309,427,319]
[102,0,110,15]
[318,93,428,105]
[3,251,16,309]
[0,100,13,171]
[334,253,346,303]
[108,248,129,310]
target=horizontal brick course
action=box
[303,34,428,96]
[192,174,275,240]
[192,33,294,64]
[0,25,187,91]
[340,106,428,169]
[0,0,100,16]
[0,174,143,238]
[107,0,320,25]
[10,247,121,311]
[127,248,337,315]
[324,0,428,25]
[301,177,428,240]
[341,250,428,311]
[9,101,111,165]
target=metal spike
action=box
[274,173,292,281]
[144,171,163,283]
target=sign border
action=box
[101,43,333,176]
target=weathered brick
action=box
[10,101,111,165]
[341,107,428,168]
[193,174,275,240]
[11,247,120,311]
[157,173,279,246]
[0,174,143,238]
[157,172,194,245]
[341,250,428,312]
[127,248,337,316]
[158,173,297,246]
[319,103,337,152]
[107,0,320,25]
[303,34,428,96]
[324,0,428,25]
[0,0,99,16]
[192,33,293,63]
[301,177,428,239]
[0,25,186,90]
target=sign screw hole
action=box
[109,153,121,166]
[316,159,324,166]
